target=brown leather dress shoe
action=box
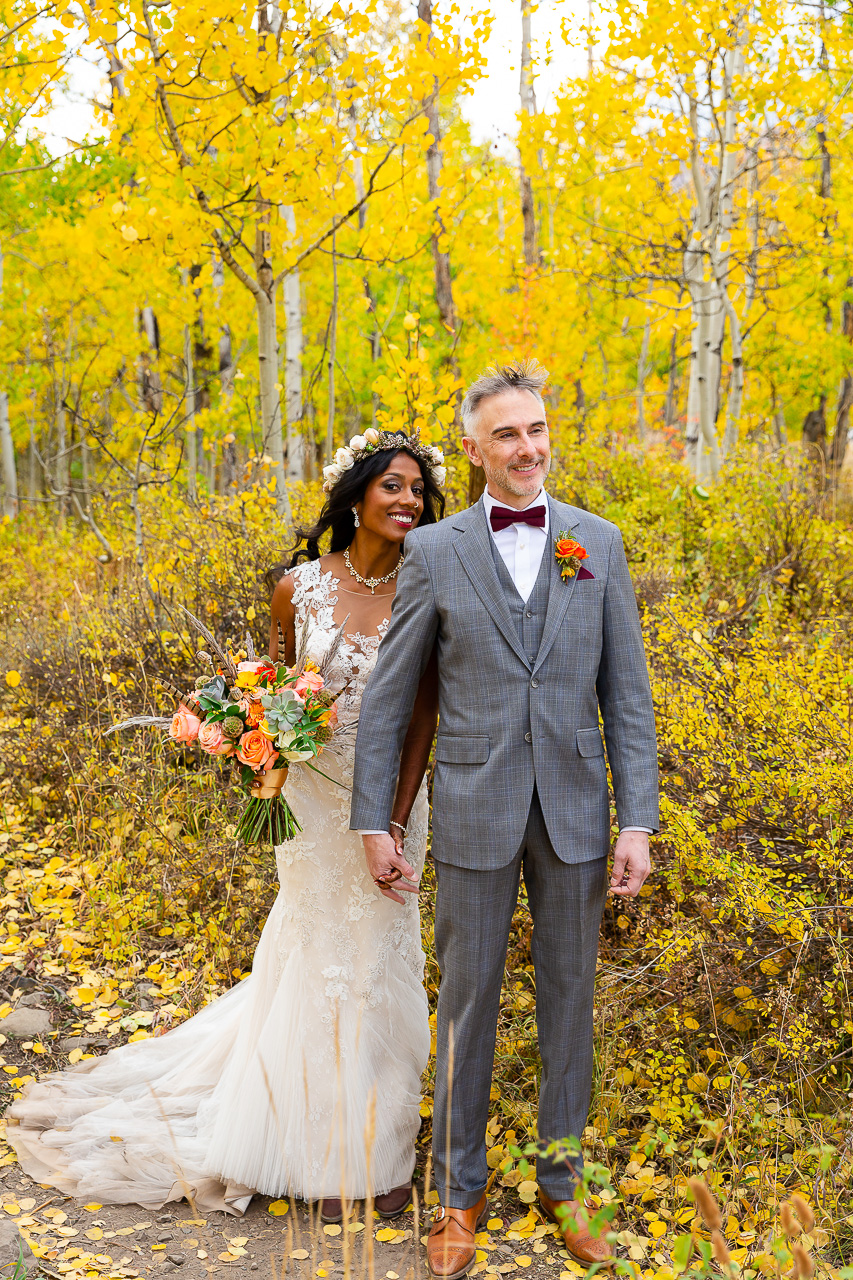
[427,1193,488,1279]
[374,1183,412,1218]
[539,1190,615,1268]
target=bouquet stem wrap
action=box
[236,768,302,847]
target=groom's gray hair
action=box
[461,359,549,437]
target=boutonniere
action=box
[554,533,589,581]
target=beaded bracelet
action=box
[389,820,407,835]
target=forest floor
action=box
[0,977,635,1280]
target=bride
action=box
[7,429,445,1220]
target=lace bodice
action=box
[289,558,389,728]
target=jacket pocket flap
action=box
[576,727,605,758]
[435,735,490,765]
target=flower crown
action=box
[322,428,446,493]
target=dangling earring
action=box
[351,506,360,528]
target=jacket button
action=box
[525,610,533,618]
[524,732,532,743]
[531,678,539,689]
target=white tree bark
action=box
[254,221,290,519]
[326,235,338,464]
[183,314,197,501]
[0,391,17,519]
[281,205,305,482]
[519,0,538,267]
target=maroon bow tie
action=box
[489,504,546,532]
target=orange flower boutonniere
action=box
[554,533,588,581]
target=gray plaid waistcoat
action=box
[350,495,659,869]
[489,527,550,665]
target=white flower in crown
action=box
[322,427,447,492]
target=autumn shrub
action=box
[1,444,852,1268]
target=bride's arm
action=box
[268,574,297,665]
[389,642,438,837]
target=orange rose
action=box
[555,538,587,560]
[169,703,201,743]
[236,728,278,772]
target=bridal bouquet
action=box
[109,607,349,847]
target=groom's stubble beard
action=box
[485,449,551,500]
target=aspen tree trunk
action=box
[417,0,475,496]
[685,95,721,481]
[183,315,197,502]
[830,295,853,477]
[0,250,15,518]
[519,0,538,268]
[139,305,162,413]
[417,0,456,334]
[715,19,746,456]
[254,219,290,517]
[281,205,305,481]
[56,382,68,519]
[636,316,650,441]
[326,235,337,464]
[806,24,833,474]
[664,329,678,426]
[0,392,17,519]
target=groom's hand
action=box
[610,830,651,898]
[362,833,419,905]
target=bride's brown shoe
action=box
[539,1190,615,1269]
[427,1193,488,1279]
[374,1183,412,1218]
[318,1197,346,1225]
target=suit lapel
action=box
[452,500,533,671]
[533,498,582,675]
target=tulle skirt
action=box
[7,766,430,1214]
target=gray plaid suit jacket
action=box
[349,494,659,867]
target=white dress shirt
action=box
[482,486,549,603]
[360,487,651,837]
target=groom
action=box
[351,361,658,1275]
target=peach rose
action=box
[170,703,201,743]
[198,721,234,756]
[236,728,278,772]
[294,669,325,698]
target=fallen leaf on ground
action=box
[268,1200,290,1216]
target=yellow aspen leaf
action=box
[375,1228,397,1242]
[487,1218,503,1231]
[648,1220,667,1238]
[4,671,21,688]
[517,1181,538,1205]
[229,1237,248,1247]
[290,1249,310,1259]
[84,1228,103,1240]
[2,1204,20,1215]
[516,1257,533,1267]
[324,1224,342,1236]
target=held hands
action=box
[610,830,652,898]
[362,831,419,905]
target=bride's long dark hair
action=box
[264,440,446,593]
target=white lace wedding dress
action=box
[8,560,430,1214]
